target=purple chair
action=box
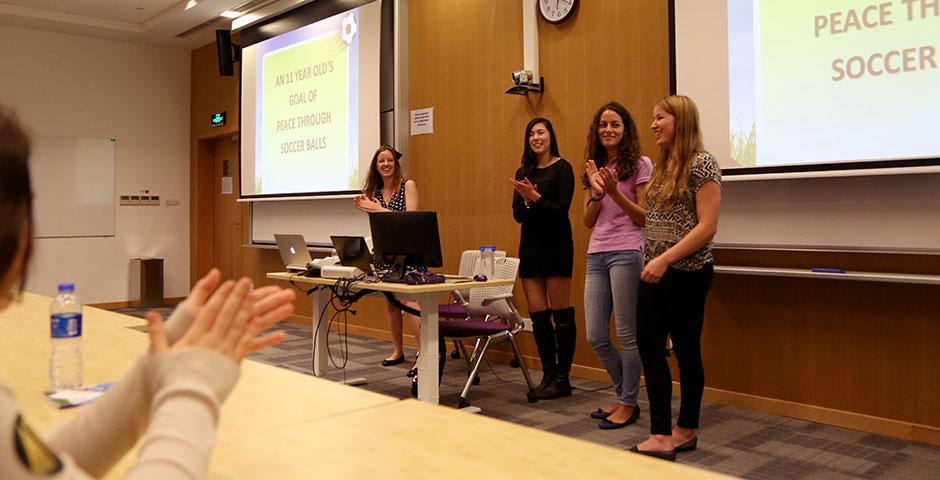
[436,257,536,410]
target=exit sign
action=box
[210,111,226,127]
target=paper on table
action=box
[44,383,112,409]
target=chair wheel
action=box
[457,397,471,409]
[510,357,521,368]
[471,374,481,385]
[450,350,461,359]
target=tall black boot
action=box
[537,307,575,399]
[527,309,558,402]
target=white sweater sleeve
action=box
[123,348,239,479]
[10,348,237,480]
[41,305,197,477]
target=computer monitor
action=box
[368,211,443,282]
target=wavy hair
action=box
[0,104,34,291]
[361,145,403,196]
[647,95,704,209]
[582,101,642,187]
[519,117,561,179]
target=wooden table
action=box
[0,293,735,479]
[215,399,736,479]
[267,272,515,404]
[0,293,398,479]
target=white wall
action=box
[0,25,191,304]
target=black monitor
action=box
[368,211,443,282]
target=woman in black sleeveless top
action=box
[354,146,421,370]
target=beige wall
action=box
[1,24,191,304]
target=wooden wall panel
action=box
[408,0,671,370]
[705,249,940,428]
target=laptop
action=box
[274,234,313,272]
[330,235,375,278]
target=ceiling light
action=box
[220,10,242,19]
[185,0,199,10]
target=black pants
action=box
[636,264,713,435]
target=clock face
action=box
[539,0,577,24]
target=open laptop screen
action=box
[330,236,373,276]
[274,234,312,271]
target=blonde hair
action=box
[647,95,704,208]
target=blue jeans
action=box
[584,250,643,406]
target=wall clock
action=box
[538,0,577,24]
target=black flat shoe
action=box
[381,354,405,367]
[674,436,698,452]
[598,405,640,429]
[628,445,676,462]
[406,352,419,377]
[590,408,612,420]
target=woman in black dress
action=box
[511,117,575,401]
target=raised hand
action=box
[510,177,539,203]
[147,278,294,362]
[598,167,619,195]
[354,194,385,213]
[166,268,295,345]
[585,160,605,197]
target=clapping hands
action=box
[354,194,385,213]
[145,269,295,363]
[510,177,540,204]
[597,167,619,195]
[585,160,606,198]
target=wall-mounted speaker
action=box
[216,30,240,76]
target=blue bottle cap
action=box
[57,283,75,293]
[480,246,496,251]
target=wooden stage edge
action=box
[289,316,940,447]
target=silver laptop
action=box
[274,234,313,272]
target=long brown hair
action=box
[647,95,704,208]
[582,101,642,188]
[362,145,403,196]
[0,104,35,292]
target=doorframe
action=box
[191,127,239,284]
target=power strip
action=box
[320,265,366,279]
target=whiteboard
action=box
[29,136,116,238]
[250,197,371,246]
[716,173,940,253]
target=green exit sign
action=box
[210,111,226,127]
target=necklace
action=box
[538,156,559,168]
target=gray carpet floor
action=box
[111,308,940,479]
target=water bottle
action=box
[479,246,496,278]
[50,283,83,391]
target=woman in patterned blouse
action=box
[630,96,722,461]
[354,145,421,370]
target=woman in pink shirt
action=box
[581,101,652,430]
